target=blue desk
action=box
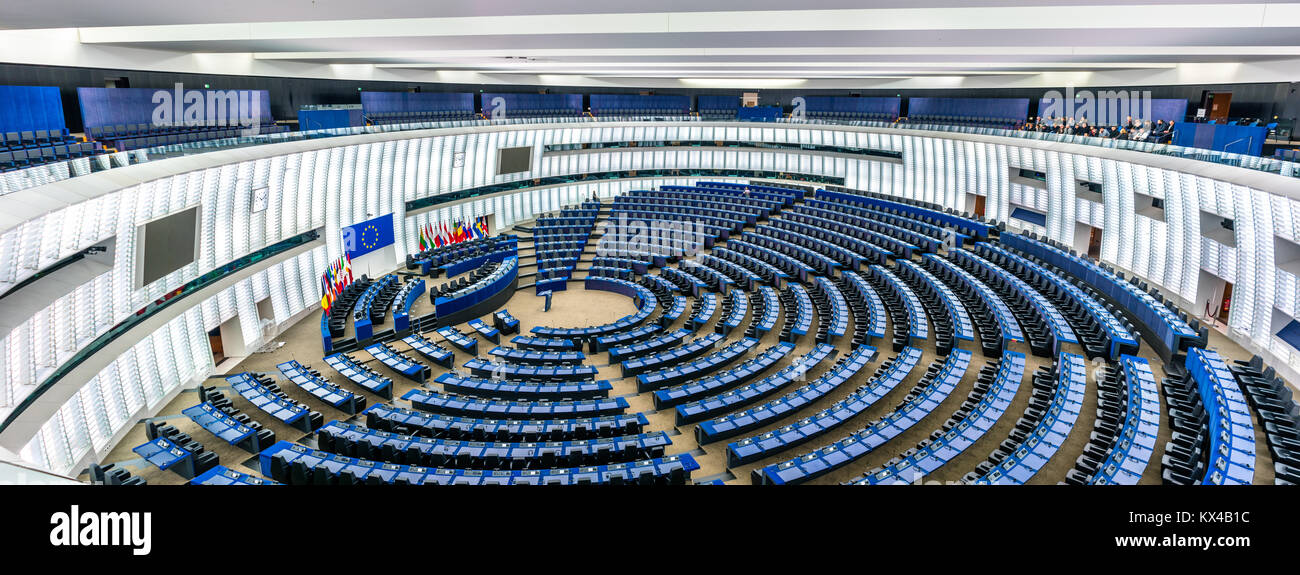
[489,345,585,365]
[813,277,851,342]
[259,441,699,485]
[782,284,814,342]
[1087,354,1162,485]
[226,373,313,432]
[653,342,795,409]
[401,333,455,367]
[190,465,279,485]
[636,337,759,392]
[279,359,366,411]
[436,326,478,354]
[729,346,925,467]
[840,271,887,341]
[364,403,648,441]
[468,318,501,343]
[133,437,195,477]
[182,402,260,451]
[981,242,1136,358]
[922,253,1024,346]
[435,256,518,317]
[689,293,718,332]
[391,279,426,332]
[326,352,398,398]
[621,332,723,378]
[319,421,668,466]
[402,388,628,419]
[1000,233,1197,358]
[870,264,933,341]
[695,345,875,444]
[608,328,691,362]
[898,260,973,342]
[493,309,520,334]
[1186,349,1255,485]
[716,290,750,336]
[858,351,1023,484]
[971,353,1086,484]
[594,324,663,353]
[511,335,580,352]
[436,372,611,399]
[363,343,429,385]
[462,357,599,382]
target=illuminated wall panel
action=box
[3,121,1299,474]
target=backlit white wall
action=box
[1,121,1297,475]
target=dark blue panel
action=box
[800,96,900,117]
[1010,207,1048,228]
[297,109,362,130]
[909,97,1029,121]
[698,95,740,110]
[0,85,67,133]
[590,94,690,114]
[360,91,474,115]
[737,107,782,122]
[77,87,274,129]
[1172,122,1266,155]
[481,93,583,115]
[1277,319,1300,353]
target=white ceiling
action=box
[0,1,1298,89]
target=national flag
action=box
[344,253,353,284]
[476,216,490,238]
[453,221,464,243]
[418,225,428,251]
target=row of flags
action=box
[418,216,491,251]
[319,253,354,312]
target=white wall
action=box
[3,120,1300,474]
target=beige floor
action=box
[91,212,1286,486]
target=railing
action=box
[0,459,83,484]
[2,114,1295,199]
[0,228,322,435]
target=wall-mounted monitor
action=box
[134,204,202,289]
[497,146,533,175]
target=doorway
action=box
[966,193,986,218]
[1196,270,1232,329]
[1204,92,1232,122]
[1087,226,1102,259]
[1217,282,1233,324]
[208,327,225,365]
[1072,222,1103,260]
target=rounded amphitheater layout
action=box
[94,180,1296,487]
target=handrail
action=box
[4,115,1292,198]
[0,229,321,435]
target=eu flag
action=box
[342,213,395,259]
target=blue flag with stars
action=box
[342,213,395,259]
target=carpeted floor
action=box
[89,212,1284,486]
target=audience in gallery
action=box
[1020,115,1176,144]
